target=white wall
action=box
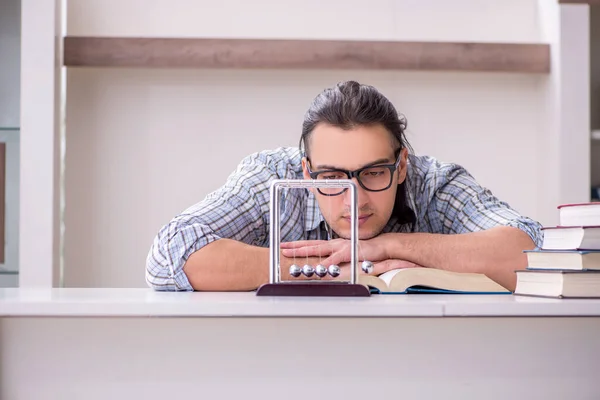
[63,0,577,288]
[535,0,591,219]
[67,0,540,42]
[18,0,64,289]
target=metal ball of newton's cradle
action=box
[289,264,302,278]
[302,264,315,277]
[328,265,340,277]
[314,264,328,278]
[361,260,374,274]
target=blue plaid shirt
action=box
[146,147,543,291]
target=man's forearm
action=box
[183,239,270,291]
[182,239,322,291]
[382,227,536,291]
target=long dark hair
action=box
[299,80,416,227]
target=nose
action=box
[343,178,368,211]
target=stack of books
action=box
[514,203,600,298]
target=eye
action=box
[361,167,386,177]
[317,171,346,180]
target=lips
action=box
[342,214,372,225]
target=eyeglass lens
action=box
[314,166,392,195]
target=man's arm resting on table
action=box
[183,239,270,291]
[183,239,323,291]
[380,226,536,291]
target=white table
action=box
[1,288,599,400]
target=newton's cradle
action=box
[256,179,373,297]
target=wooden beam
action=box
[63,37,550,73]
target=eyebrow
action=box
[314,157,392,171]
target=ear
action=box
[396,148,409,184]
[301,157,310,180]
[302,157,318,195]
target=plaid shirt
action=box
[146,147,543,291]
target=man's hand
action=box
[280,235,423,278]
[280,235,390,267]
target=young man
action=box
[146,81,542,292]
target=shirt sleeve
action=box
[145,156,271,291]
[427,164,543,248]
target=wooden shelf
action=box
[63,37,550,73]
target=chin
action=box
[337,231,379,241]
[359,230,380,240]
[330,216,385,240]
[334,225,381,241]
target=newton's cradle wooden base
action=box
[256,281,371,297]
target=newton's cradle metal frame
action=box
[256,179,372,297]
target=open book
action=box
[357,267,510,294]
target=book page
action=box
[357,274,387,292]
[378,269,403,286]
[387,268,508,293]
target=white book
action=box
[541,226,600,250]
[515,270,600,298]
[524,249,600,271]
[558,203,600,227]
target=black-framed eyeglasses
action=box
[306,152,402,196]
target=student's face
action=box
[302,123,408,240]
